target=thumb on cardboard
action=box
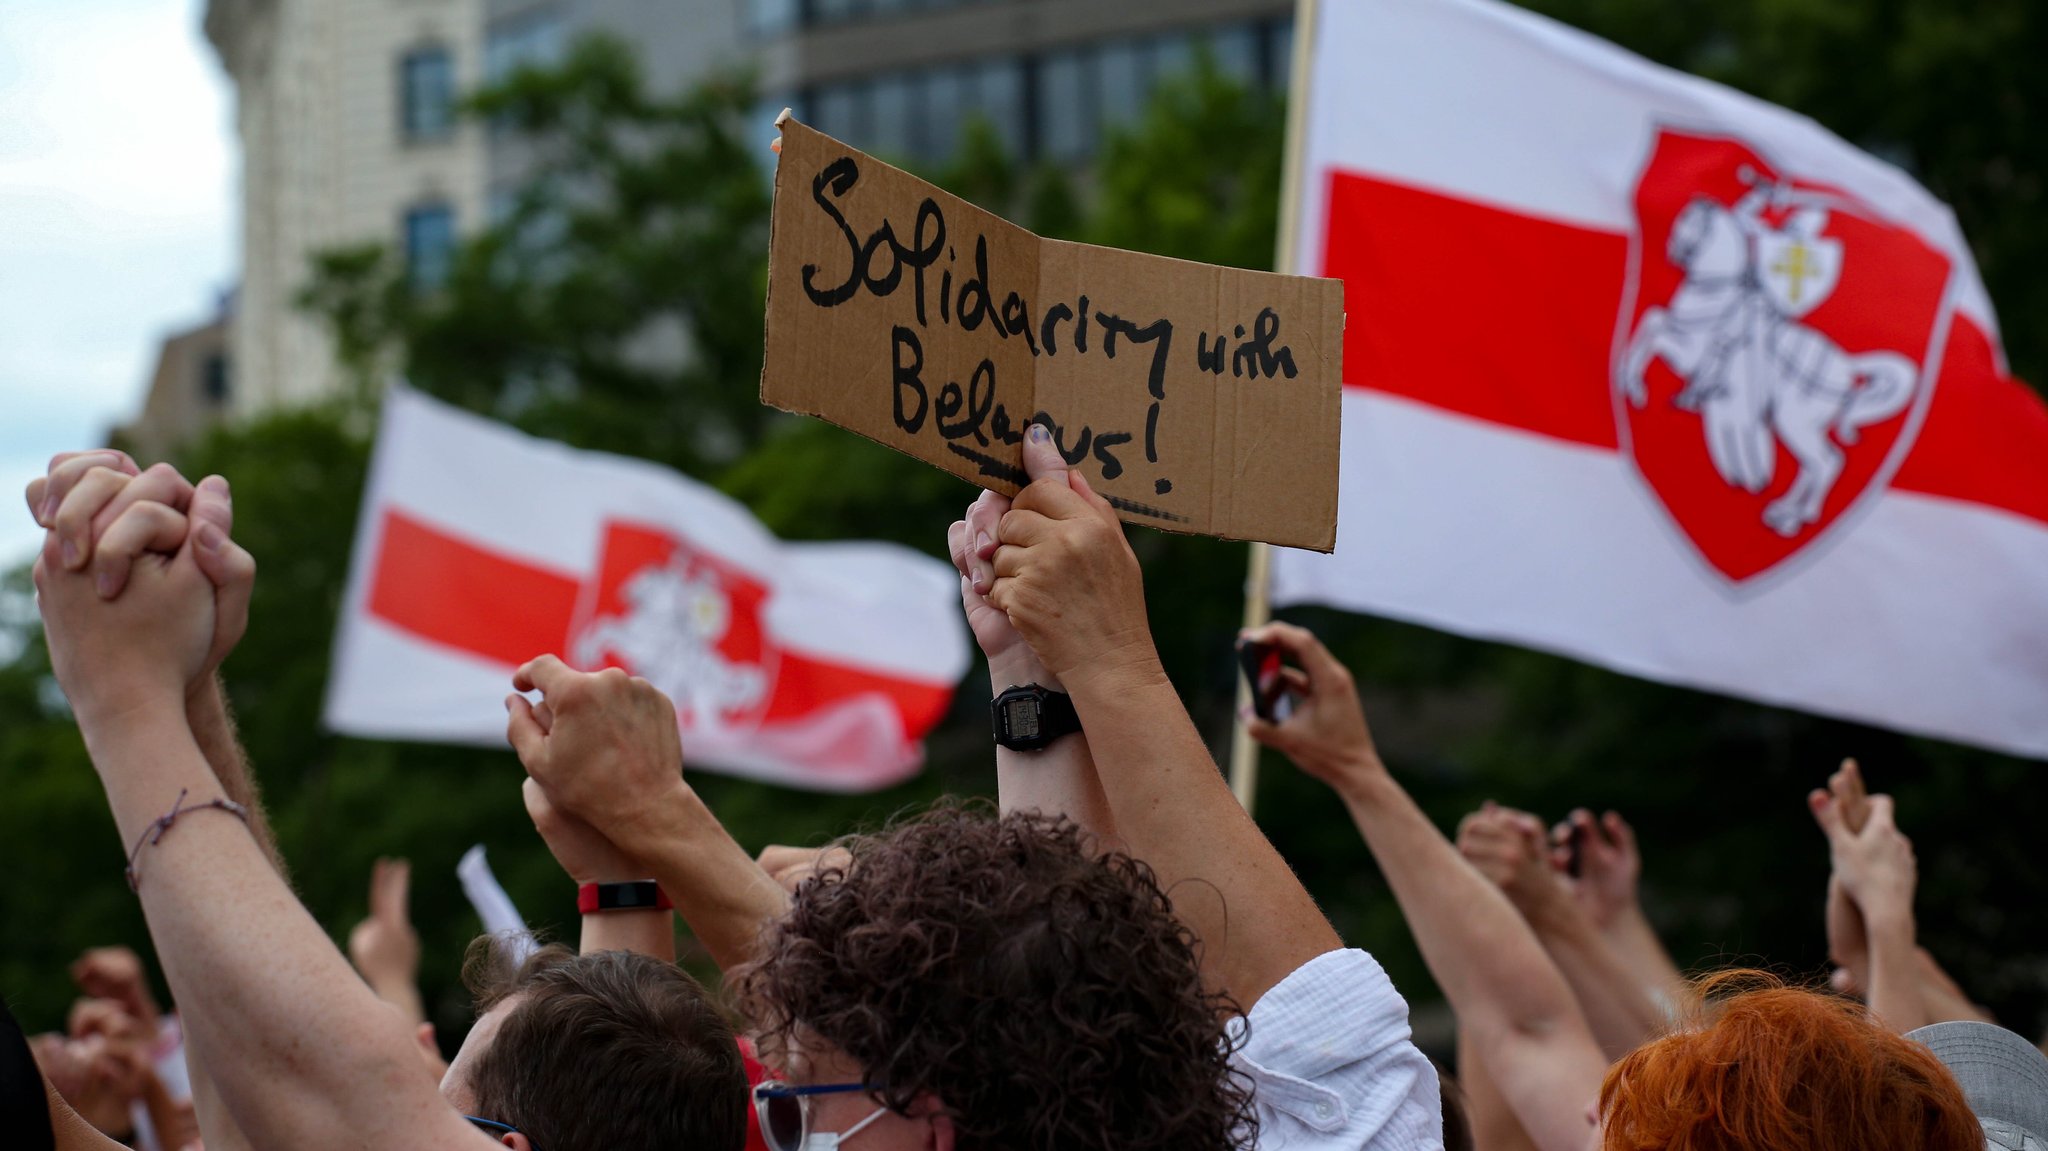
[1022,421,1068,488]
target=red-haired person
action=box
[1602,974,1980,1151]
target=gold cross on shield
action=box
[1771,242,1824,305]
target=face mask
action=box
[801,1104,887,1150]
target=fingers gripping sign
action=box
[986,422,1156,689]
[507,655,688,847]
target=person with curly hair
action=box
[731,802,1255,1151]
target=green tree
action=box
[7,6,2046,1044]
[303,35,774,477]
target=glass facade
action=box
[401,47,457,140]
[795,16,1292,167]
[750,0,998,35]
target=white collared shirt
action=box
[1229,948,1446,1151]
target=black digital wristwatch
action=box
[990,684,1082,752]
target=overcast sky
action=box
[0,0,234,570]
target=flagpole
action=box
[1229,0,1320,814]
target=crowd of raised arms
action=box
[5,430,2043,1151]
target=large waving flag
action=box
[1272,0,2048,756]
[326,388,971,791]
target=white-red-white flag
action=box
[1273,0,2048,756]
[325,388,971,790]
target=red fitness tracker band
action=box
[577,881,674,914]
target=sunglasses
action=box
[752,1080,884,1151]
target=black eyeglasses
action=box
[467,1115,533,1148]
[752,1081,879,1151]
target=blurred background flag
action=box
[1268,0,2048,757]
[325,388,971,791]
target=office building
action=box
[141,0,1291,452]
[202,0,489,416]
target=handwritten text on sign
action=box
[760,116,1343,550]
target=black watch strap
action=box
[991,684,1082,751]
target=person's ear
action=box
[500,1131,532,1151]
[907,1094,955,1151]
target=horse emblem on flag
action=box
[570,522,779,737]
[1614,130,1954,583]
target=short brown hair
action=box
[462,942,746,1151]
[1601,971,1980,1151]
[731,801,1256,1151]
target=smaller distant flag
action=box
[325,388,971,791]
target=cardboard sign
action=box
[760,115,1343,551]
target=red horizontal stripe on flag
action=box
[1320,169,1628,449]
[1321,170,2048,529]
[1891,316,2048,527]
[761,652,955,739]
[367,508,581,668]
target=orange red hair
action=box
[1600,972,1979,1151]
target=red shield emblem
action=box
[1613,129,1953,583]
[568,521,781,735]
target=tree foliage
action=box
[4,6,2045,1044]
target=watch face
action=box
[1003,697,1041,739]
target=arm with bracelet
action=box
[28,458,498,1151]
[521,774,678,963]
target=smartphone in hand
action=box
[1236,639,1291,723]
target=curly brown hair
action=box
[731,801,1256,1151]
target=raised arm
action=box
[1241,622,1606,1151]
[31,466,495,1151]
[985,427,1339,1009]
[506,659,788,971]
[1551,808,1687,1014]
[1810,783,1927,1033]
[1457,805,1663,1059]
[521,778,677,962]
[949,490,1117,842]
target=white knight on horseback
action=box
[1620,169,1917,536]
[571,559,769,734]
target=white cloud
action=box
[0,0,233,570]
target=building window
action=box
[1037,49,1092,164]
[809,82,870,144]
[869,72,918,160]
[1095,40,1147,135]
[199,353,231,406]
[748,0,802,36]
[401,46,457,140]
[962,56,1026,159]
[1263,17,1295,92]
[1208,23,1262,86]
[487,7,567,82]
[405,203,458,290]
